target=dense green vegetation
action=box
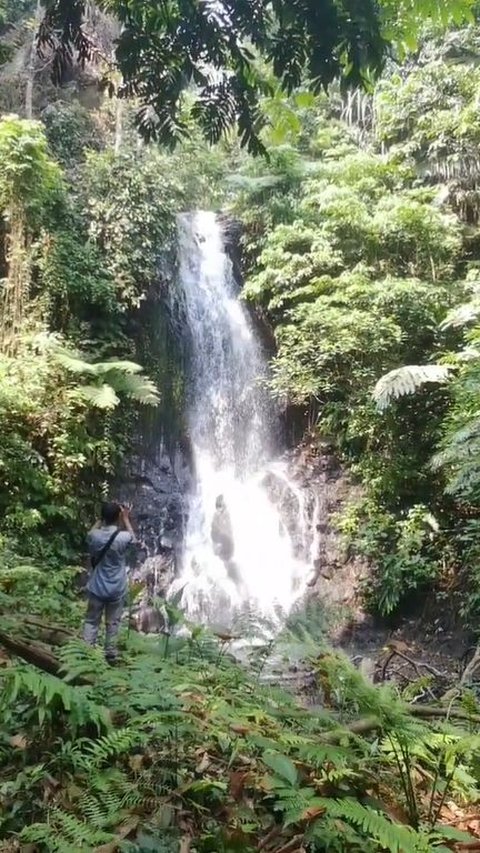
[5,582,480,852]
[228,23,480,626]
[38,0,474,153]
[4,2,480,851]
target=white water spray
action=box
[169,212,316,628]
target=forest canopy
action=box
[38,0,476,152]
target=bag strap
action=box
[92,529,121,569]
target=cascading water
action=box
[169,211,317,629]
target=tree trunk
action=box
[25,0,43,120]
[1,206,30,354]
[114,97,124,154]
[460,644,480,685]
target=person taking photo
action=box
[83,501,135,663]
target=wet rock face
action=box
[119,445,191,568]
[118,444,190,634]
[279,440,370,621]
[129,551,176,634]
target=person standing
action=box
[83,501,135,663]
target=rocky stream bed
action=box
[116,437,476,704]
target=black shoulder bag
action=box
[91,529,120,570]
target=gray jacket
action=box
[87,525,133,601]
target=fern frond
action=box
[320,798,422,852]
[441,301,480,329]
[373,364,452,410]
[1,665,110,731]
[94,360,143,375]
[54,346,160,408]
[76,383,120,409]
[21,808,115,849]
[102,370,160,405]
[53,347,98,374]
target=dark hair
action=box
[101,501,121,525]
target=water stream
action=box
[167,211,317,631]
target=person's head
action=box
[101,501,122,526]
[215,494,225,510]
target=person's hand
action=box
[119,503,134,534]
[121,503,132,519]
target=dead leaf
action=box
[386,640,410,654]
[128,754,143,773]
[9,734,28,750]
[196,752,211,773]
[384,802,412,825]
[94,817,139,853]
[229,770,248,801]
[230,724,250,735]
[301,805,325,822]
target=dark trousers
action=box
[83,593,123,659]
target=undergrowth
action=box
[1,591,480,852]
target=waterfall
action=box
[168,211,316,629]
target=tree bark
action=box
[0,630,62,676]
[25,0,43,120]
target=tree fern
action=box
[373,364,453,410]
[441,291,480,329]
[53,344,160,408]
[76,382,120,409]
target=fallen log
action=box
[0,630,62,676]
[0,630,92,685]
[22,616,75,637]
[20,617,75,647]
[321,705,480,745]
[0,615,75,648]
[410,705,480,725]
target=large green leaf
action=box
[93,360,143,376]
[54,349,98,375]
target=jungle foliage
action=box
[37,0,475,153]
[4,4,480,852]
[3,578,480,852]
[230,20,480,621]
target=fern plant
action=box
[3,613,480,852]
[52,341,160,409]
[373,364,453,410]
